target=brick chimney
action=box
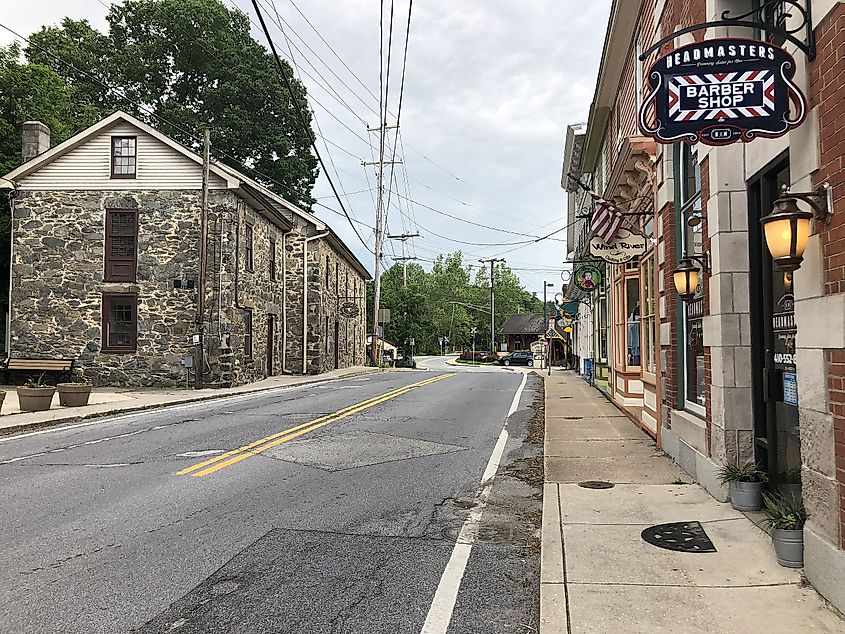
[21,121,50,163]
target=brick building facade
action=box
[563,0,845,612]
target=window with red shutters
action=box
[105,209,138,282]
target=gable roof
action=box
[2,110,371,280]
[500,313,547,335]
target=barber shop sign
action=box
[639,38,807,146]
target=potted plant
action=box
[16,374,56,412]
[717,462,768,511]
[778,468,802,505]
[762,492,807,568]
[57,374,93,407]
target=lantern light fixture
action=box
[673,253,710,303]
[761,183,832,272]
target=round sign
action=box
[573,265,602,292]
[339,301,360,318]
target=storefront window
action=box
[641,252,657,375]
[626,277,641,366]
[678,144,706,413]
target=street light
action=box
[543,282,555,373]
[672,255,706,303]
[761,185,831,272]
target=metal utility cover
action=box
[641,521,717,553]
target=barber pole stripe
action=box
[668,71,775,120]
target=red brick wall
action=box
[810,5,845,296]
[810,4,845,550]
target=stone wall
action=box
[10,188,366,387]
[313,239,367,374]
[11,189,204,386]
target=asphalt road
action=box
[0,368,542,634]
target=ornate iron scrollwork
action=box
[641,0,816,61]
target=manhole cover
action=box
[641,521,716,553]
[578,481,614,489]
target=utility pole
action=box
[387,233,420,287]
[479,258,505,353]
[195,127,210,389]
[543,281,554,373]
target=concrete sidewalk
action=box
[540,371,843,633]
[0,366,380,435]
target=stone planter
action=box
[772,528,803,568]
[57,384,93,407]
[17,386,56,412]
[728,481,765,511]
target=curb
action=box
[0,367,383,438]
[539,378,569,634]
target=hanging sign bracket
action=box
[640,1,815,62]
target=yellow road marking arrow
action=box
[178,373,455,478]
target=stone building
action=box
[1,111,370,387]
[563,0,845,612]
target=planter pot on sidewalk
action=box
[729,481,765,511]
[772,528,804,568]
[17,386,56,412]
[779,483,802,505]
[57,384,93,407]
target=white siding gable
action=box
[17,121,228,191]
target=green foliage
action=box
[368,252,543,356]
[717,462,769,484]
[761,492,807,531]
[23,373,53,388]
[7,0,318,208]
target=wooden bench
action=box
[5,358,75,383]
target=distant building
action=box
[500,312,566,364]
[2,111,371,387]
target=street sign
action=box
[438,336,444,346]
[590,228,647,264]
[377,308,391,323]
[639,38,807,147]
[409,338,415,347]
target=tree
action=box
[366,252,542,357]
[23,0,318,208]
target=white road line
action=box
[421,372,529,634]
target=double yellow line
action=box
[177,373,455,477]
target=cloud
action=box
[0,0,611,296]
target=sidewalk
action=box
[540,371,843,633]
[0,366,380,435]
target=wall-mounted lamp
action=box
[673,253,710,303]
[761,183,832,272]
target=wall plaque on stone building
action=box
[639,38,807,146]
[340,301,360,318]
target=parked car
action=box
[499,350,534,367]
[395,354,417,369]
[459,350,498,363]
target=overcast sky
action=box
[1,0,610,300]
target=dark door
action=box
[267,314,275,377]
[749,156,800,485]
[334,320,340,370]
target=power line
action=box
[284,0,396,119]
[249,0,373,252]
